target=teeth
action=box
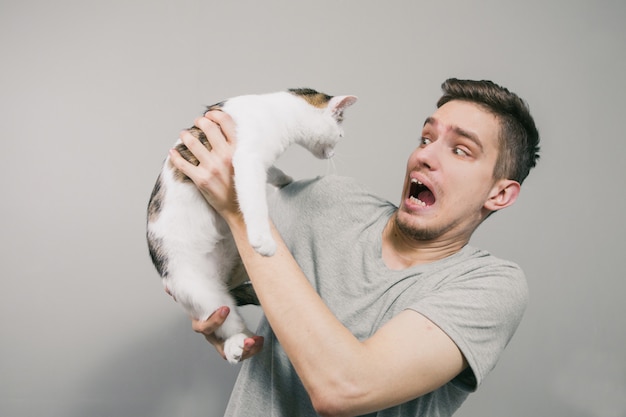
[410,196,427,206]
[410,178,426,206]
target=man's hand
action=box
[192,306,264,362]
[169,111,240,220]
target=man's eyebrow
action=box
[423,117,484,152]
[423,116,436,127]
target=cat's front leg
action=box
[232,151,276,256]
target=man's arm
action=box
[171,112,467,417]
[225,215,467,416]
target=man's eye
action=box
[453,147,469,157]
[420,137,432,146]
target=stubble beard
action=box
[394,210,443,242]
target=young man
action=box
[169,79,540,416]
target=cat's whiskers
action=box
[326,156,338,175]
[328,152,348,175]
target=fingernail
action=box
[220,307,229,317]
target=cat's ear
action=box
[328,95,358,120]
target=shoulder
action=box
[433,246,529,313]
[274,175,383,209]
[280,174,363,196]
[457,246,528,299]
[270,175,395,238]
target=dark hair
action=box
[437,78,540,184]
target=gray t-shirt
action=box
[225,175,528,417]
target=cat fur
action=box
[146,88,357,363]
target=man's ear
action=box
[484,179,521,212]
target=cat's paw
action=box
[272,174,293,188]
[249,234,277,257]
[268,172,293,188]
[223,333,249,364]
[267,166,293,188]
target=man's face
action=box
[396,100,512,243]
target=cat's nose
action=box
[324,149,335,159]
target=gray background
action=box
[2,1,625,416]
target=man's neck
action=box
[381,214,468,270]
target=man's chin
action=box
[394,212,440,242]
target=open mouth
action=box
[409,178,435,207]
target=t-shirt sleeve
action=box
[407,261,529,391]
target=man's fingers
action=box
[190,307,263,362]
[195,114,230,154]
[168,145,197,179]
[242,336,264,360]
[191,306,230,335]
[191,307,231,361]
[179,127,214,166]
[204,110,237,146]
[168,129,210,181]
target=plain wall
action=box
[2,1,625,416]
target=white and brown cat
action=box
[147,88,357,363]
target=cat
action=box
[146,88,357,363]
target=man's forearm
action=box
[223,213,369,413]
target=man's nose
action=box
[414,141,441,170]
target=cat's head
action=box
[289,88,358,159]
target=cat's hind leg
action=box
[222,332,253,364]
[167,273,253,364]
[163,257,253,364]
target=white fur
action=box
[147,90,356,363]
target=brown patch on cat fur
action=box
[147,232,169,277]
[147,173,166,222]
[289,88,332,108]
[170,102,224,182]
[147,175,169,276]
